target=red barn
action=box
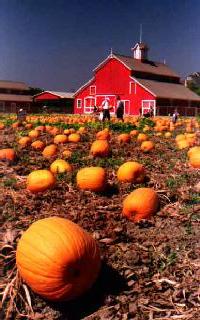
[74,43,200,116]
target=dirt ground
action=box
[0,123,200,320]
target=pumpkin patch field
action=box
[0,114,199,320]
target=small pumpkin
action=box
[18,136,32,147]
[16,217,101,301]
[28,130,40,139]
[42,144,57,158]
[50,159,72,174]
[62,150,72,159]
[96,129,110,140]
[187,146,200,158]
[54,134,68,144]
[117,161,145,183]
[137,133,148,142]
[0,123,5,130]
[27,169,56,193]
[77,167,106,192]
[123,188,159,222]
[117,133,131,143]
[90,140,110,157]
[68,133,81,143]
[140,140,155,152]
[31,140,45,150]
[130,130,138,137]
[0,148,16,161]
[176,139,189,150]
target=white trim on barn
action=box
[130,76,156,97]
[74,77,95,96]
[84,96,96,113]
[141,100,156,116]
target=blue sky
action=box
[0,0,200,91]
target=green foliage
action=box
[137,117,155,130]
[3,178,17,187]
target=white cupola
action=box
[131,42,149,61]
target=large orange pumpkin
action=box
[42,144,57,158]
[27,169,56,193]
[90,140,110,157]
[16,217,101,301]
[123,188,159,222]
[77,167,106,192]
[96,129,110,140]
[117,161,145,183]
[50,159,72,174]
[0,148,16,161]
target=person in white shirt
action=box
[101,97,111,121]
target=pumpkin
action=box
[140,140,155,152]
[49,127,60,136]
[0,148,16,161]
[31,140,45,150]
[130,130,138,137]
[27,169,56,193]
[68,133,81,143]
[123,188,159,222]
[18,136,32,147]
[28,130,40,139]
[69,128,76,133]
[54,134,68,144]
[35,125,46,132]
[117,161,145,183]
[77,167,106,192]
[176,139,189,150]
[64,129,71,135]
[78,126,87,134]
[50,159,72,174]
[117,133,131,143]
[12,122,20,128]
[96,129,110,140]
[189,152,200,168]
[137,133,148,142]
[164,132,172,138]
[16,217,101,301]
[42,144,57,158]
[187,146,200,158]
[0,123,5,130]
[62,150,72,159]
[25,123,33,129]
[90,140,110,157]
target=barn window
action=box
[0,102,5,112]
[90,86,96,95]
[129,82,136,94]
[77,99,82,108]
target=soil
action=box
[0,123,200,320]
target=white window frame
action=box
[90,85,96,95]
[84,96,96,114]
[142,100,156,116]
[0,101,5,112]
[129,81,136,94]
[77,99,82,109]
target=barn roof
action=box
[133,77,200,101]
[114,54,180,78]
[0,80,30,90]
[0,94,32,102]
[34,91,74,99]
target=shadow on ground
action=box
[51,262,127,320]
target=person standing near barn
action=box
[101,97,111,121]
[116,96,124,122]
